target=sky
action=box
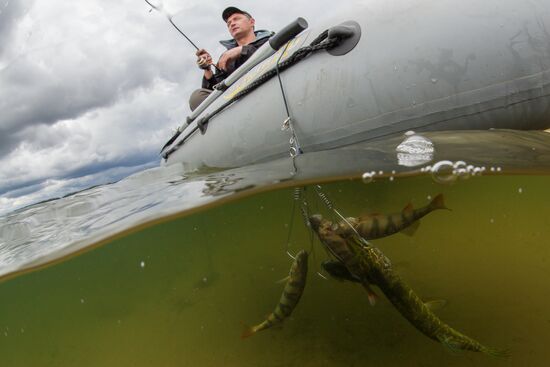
[0,0,370,215]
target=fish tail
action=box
[430,193,450,211]
[240,322,256,339]
[480,345,511,358]
[437,333,509,358]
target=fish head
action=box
[295,250,309,266]
[290,250,309,277]
[308,214,324,231]
[322,260,347,278]
[321,259,360,283]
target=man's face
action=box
[226,13,255,39]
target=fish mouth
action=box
[308,214,323,230]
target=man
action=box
[189,7,273,111]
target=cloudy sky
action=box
[0,0,370,215]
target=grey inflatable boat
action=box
[161,0,550,169]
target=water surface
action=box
[0,130,549,366]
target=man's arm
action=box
[196,48,215,87]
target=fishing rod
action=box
[144,0,220,71]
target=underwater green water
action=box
[1,173,549,366]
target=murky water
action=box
[0,130,550,366]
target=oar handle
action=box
[269,17,309,50]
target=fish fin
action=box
[367,292,377,306]
[275,276,290,284]
[361,282,378,306]
[402,202,414,214]
[430,193,451,211]
[240,322,255,339]
[437,335,463,355]
[481,346,511,358]
[400,220,420,236]
[424,299,447,311]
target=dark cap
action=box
[222,6,252,22]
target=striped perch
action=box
[309,214,378,306]
[241,250,309,338]
[337,193,449,240]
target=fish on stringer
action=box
[336,194,450,240]
[241,250,309,339]
[310,214,509,357]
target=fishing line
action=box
[284,187,301,259]
[144,0,221,72]
[314,185,370,247]
[299,187,328,280]
[144,0,199,50]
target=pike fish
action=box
[337,193,449,240]
[321,259,447,311]
[241,250,309,338]
[309,215,378,306]
[344,234,508,357]
[310,215,509,357]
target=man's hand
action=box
[217,46,243,71]
[196,48,213,70]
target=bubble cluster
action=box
[421,160,489,184]
[362,170,396,184]
[396,131,434,167]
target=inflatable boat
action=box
[160,0,550,169]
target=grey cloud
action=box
[0,2,197,157]
[0,0,34,56]
[0,149,158,197]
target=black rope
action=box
[276,43,293,122]
[162,31,339,158]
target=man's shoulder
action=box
[219,29,274,50]
[253,30,274,42]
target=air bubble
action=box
[396,133,434,167]
[362,172,375,183]
[453,161,467,169]
[455,168,470,180]
[431,160,457,184]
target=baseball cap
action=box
[222,6,252,22]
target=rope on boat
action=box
[197,31,338,133]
